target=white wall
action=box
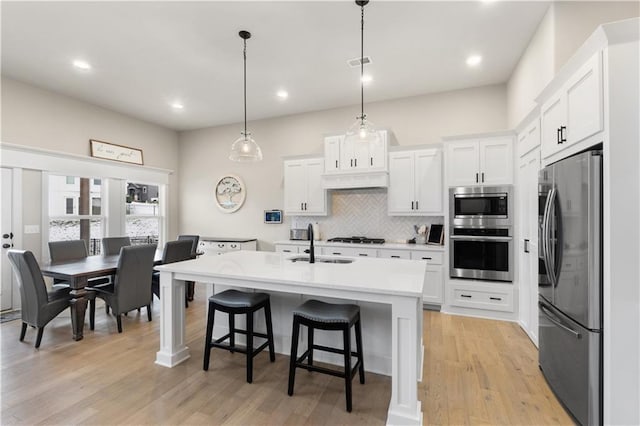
[178,84,507,250]
[507,1,639,128]
[0,77,180,255]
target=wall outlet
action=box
[24,225,40,234]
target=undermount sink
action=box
[289,256,353,264]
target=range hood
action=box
[321,170,389,189]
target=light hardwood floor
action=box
[1,292,573,425]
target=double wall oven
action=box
[449,185,514,282]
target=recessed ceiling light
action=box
[170,102,184,110]
[466,55,483,67]
[276,90,288,99]
[361,74,373,84]
[72,59,91,70]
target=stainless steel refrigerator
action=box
[538,148,602,426]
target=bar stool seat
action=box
[203,289,275,383]
[288,299,365,412]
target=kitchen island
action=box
[155,250,426,425]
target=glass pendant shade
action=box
[229,131,262,162]
[344,115,381,146]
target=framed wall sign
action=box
[215,174,246,213]
[90,139,144,165]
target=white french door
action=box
[1,168,15,311]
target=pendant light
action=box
[229,30,263,162]
[344,0,380,146]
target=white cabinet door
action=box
[518,117,541,158]
[447,141,480,186]
[540,93,566,159]
[423,266,443,304]
[479,137,513,185]
[370,130,387,169]
[340,138,355,171]
[414,149,442,213]
[304,159,326,215]
[284,160,305,214]
[324,136,342,173]
[387,152,415,213]
[566,51,603,146]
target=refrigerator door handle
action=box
[542,187,557,289]
[540,302,582,339]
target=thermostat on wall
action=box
[264,209,283,224]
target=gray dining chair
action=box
[48,240,110,289]
[177,235,200,301]
[101,236,131,255]
[87,244,156,333]
[7,249,73,348]
[152,240,193,307]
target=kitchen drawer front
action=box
[377,249,411,260]
[275,245,300,254]
[410,250,444,265]
[226,242,242,251]
[449,284,514,312]
[319,247,377,257]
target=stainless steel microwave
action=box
[449,185,513,227]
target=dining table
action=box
[40,250,162,341]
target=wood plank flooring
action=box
[1,292,573,425]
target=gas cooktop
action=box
[327,236,385,244]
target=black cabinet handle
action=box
[283,249,292,253]
[524,239,530,253]
[461,294,472,298]
[421,257,432,260]
[557,127,562,144]
[481,172,484,183]
[350,159,353,167]
[411,201,414,210]
[370,157,373,166]
[490,297,503,301]
[391,255,401,259]
[304,202,307,210]
[475,173,479,183]
[358,253,368,257]
[335,160,338,168]
[560,126,567,142]
[416,200,419,210]
[332,252,342,255]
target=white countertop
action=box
[156,250,426,297]
[274,240,446,251]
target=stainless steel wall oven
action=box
[449,186,514,282]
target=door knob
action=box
[2,233,12,239]
[2,244,11,249]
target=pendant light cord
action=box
[360,4,364,120]
[243,37,247,136]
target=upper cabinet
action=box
[517,115,541,158]
[283,157,327,216]
[388,148,443,215]
[445,134,514,186]
[323,130,388,173]
[540,51,603,160]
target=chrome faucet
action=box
[304,223,315,263]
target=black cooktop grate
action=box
[327,236,385,244]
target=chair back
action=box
[113,244,156,313]
[7,250,50,325]
[177,235,200,257]
[162,240,194,264]
[48,240,88,262]
[102,237,131,255]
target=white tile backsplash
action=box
[291,188,444,242]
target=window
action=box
[48,174,104,255]
[65,198,74,214]
[126,182,161,246]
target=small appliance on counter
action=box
[290,229,309,241]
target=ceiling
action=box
[1,1,549,131]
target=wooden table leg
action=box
[69,277,89,341]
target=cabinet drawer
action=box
[449,284,513,312]
[410,251,444,265]
[276,245,300,254]
[319,247,377,257]
[377,249,411,260]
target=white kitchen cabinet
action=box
[448,281,514,312]
[377,249,411,260]
[275,244,300,254]
[323,130,388,173]
[446,135,513,186]
[320,246,378,258]
[410,250,444,305]
[517,147,541,346]
[284,157,327,216]
[388,148,443,215]
[199,239,257,256]
[541,51,603,160]
[517,116,541,158]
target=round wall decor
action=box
[214,174,246,213]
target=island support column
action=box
[155,271,191,367]
[387,295,423,425]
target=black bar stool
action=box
[203,289,275,383]
[287,299,365,412]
